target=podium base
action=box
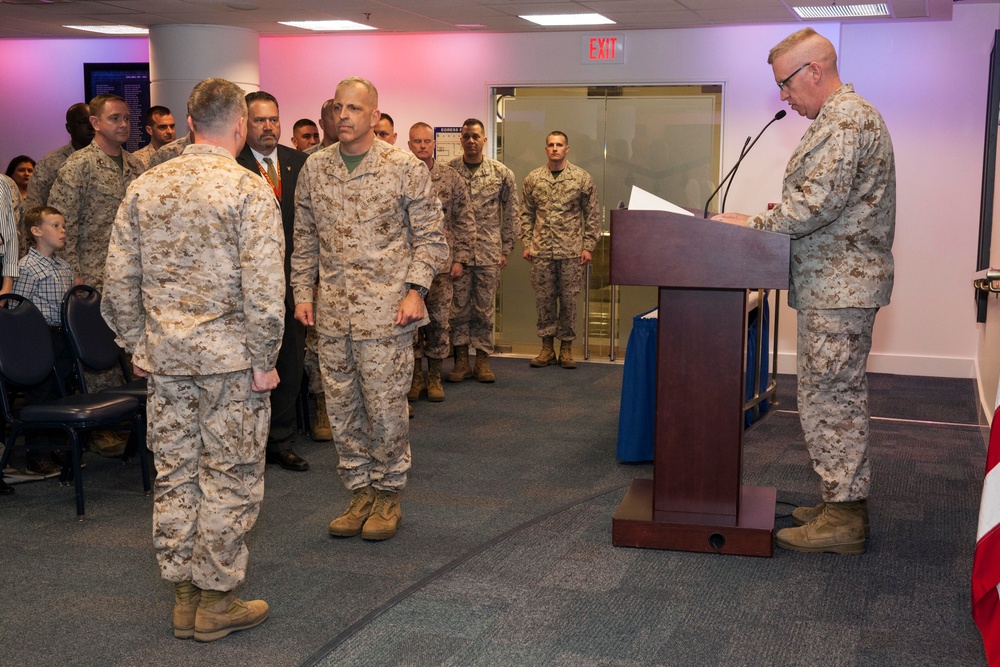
[612,479,775,557]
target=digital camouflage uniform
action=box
[25,142,76,258]
[47,141,144,289]
[447,156,517,354]
[746,83,895,503]
[414,161,474,360]
[102,143,285,591]
[131,143,156,169]
[519,162,601,341]
[146,134,194,170]
[292,140,447,491]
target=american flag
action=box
[974,404,1000,664]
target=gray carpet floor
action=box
[0,360,987,666]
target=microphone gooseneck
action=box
[702,110,787,218]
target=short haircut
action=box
[65,102,89,122]
[547,131,568,144]
[320,98,336,118]
[145,105,172,126]
[378,112,394,128]
[5,155,34,178]
[462,118,485,133]
[293,118,318,132]
[187,78,247,136]
[410,121,433,134]
[24,206,62,246]
[89,93,126,119]
[245,91,279,111]
[767,27,837,68]
[337,77,379,108]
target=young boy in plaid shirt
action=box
[13,206,75,476]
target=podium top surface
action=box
[609,209,790,290]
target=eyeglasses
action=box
[777,63,810,90]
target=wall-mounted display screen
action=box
[83,62,150,152]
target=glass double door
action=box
[493,85,722,360]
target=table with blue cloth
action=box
[616,297,770,462]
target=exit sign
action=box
[583,34,625,64]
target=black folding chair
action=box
[61,284,147,403]
[0,294,149,520]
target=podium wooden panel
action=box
[610,209,789,557]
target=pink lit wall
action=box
[0,5,996,378]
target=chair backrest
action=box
[0,294,55,387]
[62,285,123,373]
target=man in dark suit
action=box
[237,91,310,471]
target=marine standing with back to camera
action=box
[713,27,895,555]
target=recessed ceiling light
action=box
[791,3,889,19]
[519,13,615,27]
[278,20,376,31]
[65,24,148,35]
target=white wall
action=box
[0,5,996,378]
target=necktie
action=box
[263,157,279,186]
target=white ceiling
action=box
[0,0,977,40]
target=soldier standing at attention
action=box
[714,27,895,555]
[520,131,601,369]
[103,77,285,641]
[446,118,518,383]
[292,77,447,542]
[405,121,475,402]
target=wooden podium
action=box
[610,209,790,557]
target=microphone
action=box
[721,135,752,214]
[702,110,787,218]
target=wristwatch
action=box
[406,283,429,299]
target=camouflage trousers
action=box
[304,325,322,394]
[796,307,877,503]
[147,370,269,591]
[529,257,583,341]
[414,272,454,360]
[318,332,412,491]
[450,263,500,354]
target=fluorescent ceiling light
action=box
[65,24,148,35]
[278,20,376,31]
[519,13,615,27]
[791,4,889,19]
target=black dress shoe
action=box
[266,449,310,471]
[0,478,14,495]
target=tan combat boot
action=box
[193,590,269,642]
[328,486,376,537]
[406,357,425,401]
[310,393,333,442]
[173,581,201,640]
[792,499,870,538]
[426,358,445,402]
[474,349,495,383]
[776,500,867,554]
[446,345,473,382]
[530,337,556,367]
[559,341,577,369]
[361,489,402,540]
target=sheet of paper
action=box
[627,185,695,217]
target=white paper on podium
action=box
[626,185,694,217]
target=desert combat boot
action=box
[530,337,556,367]
[193,591,269,642]
[426,358,445,401]
[474,349,495,382]
[792,499,870,538]
[558,340,577,369]
[446,345,473,382]
[776,500,867,554]
[407,357,425,401]
[328,486,376,537]
[361,489,402,540]
[173,581,201,640]
[311,393,333,441]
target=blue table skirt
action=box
[616,300,770,463]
